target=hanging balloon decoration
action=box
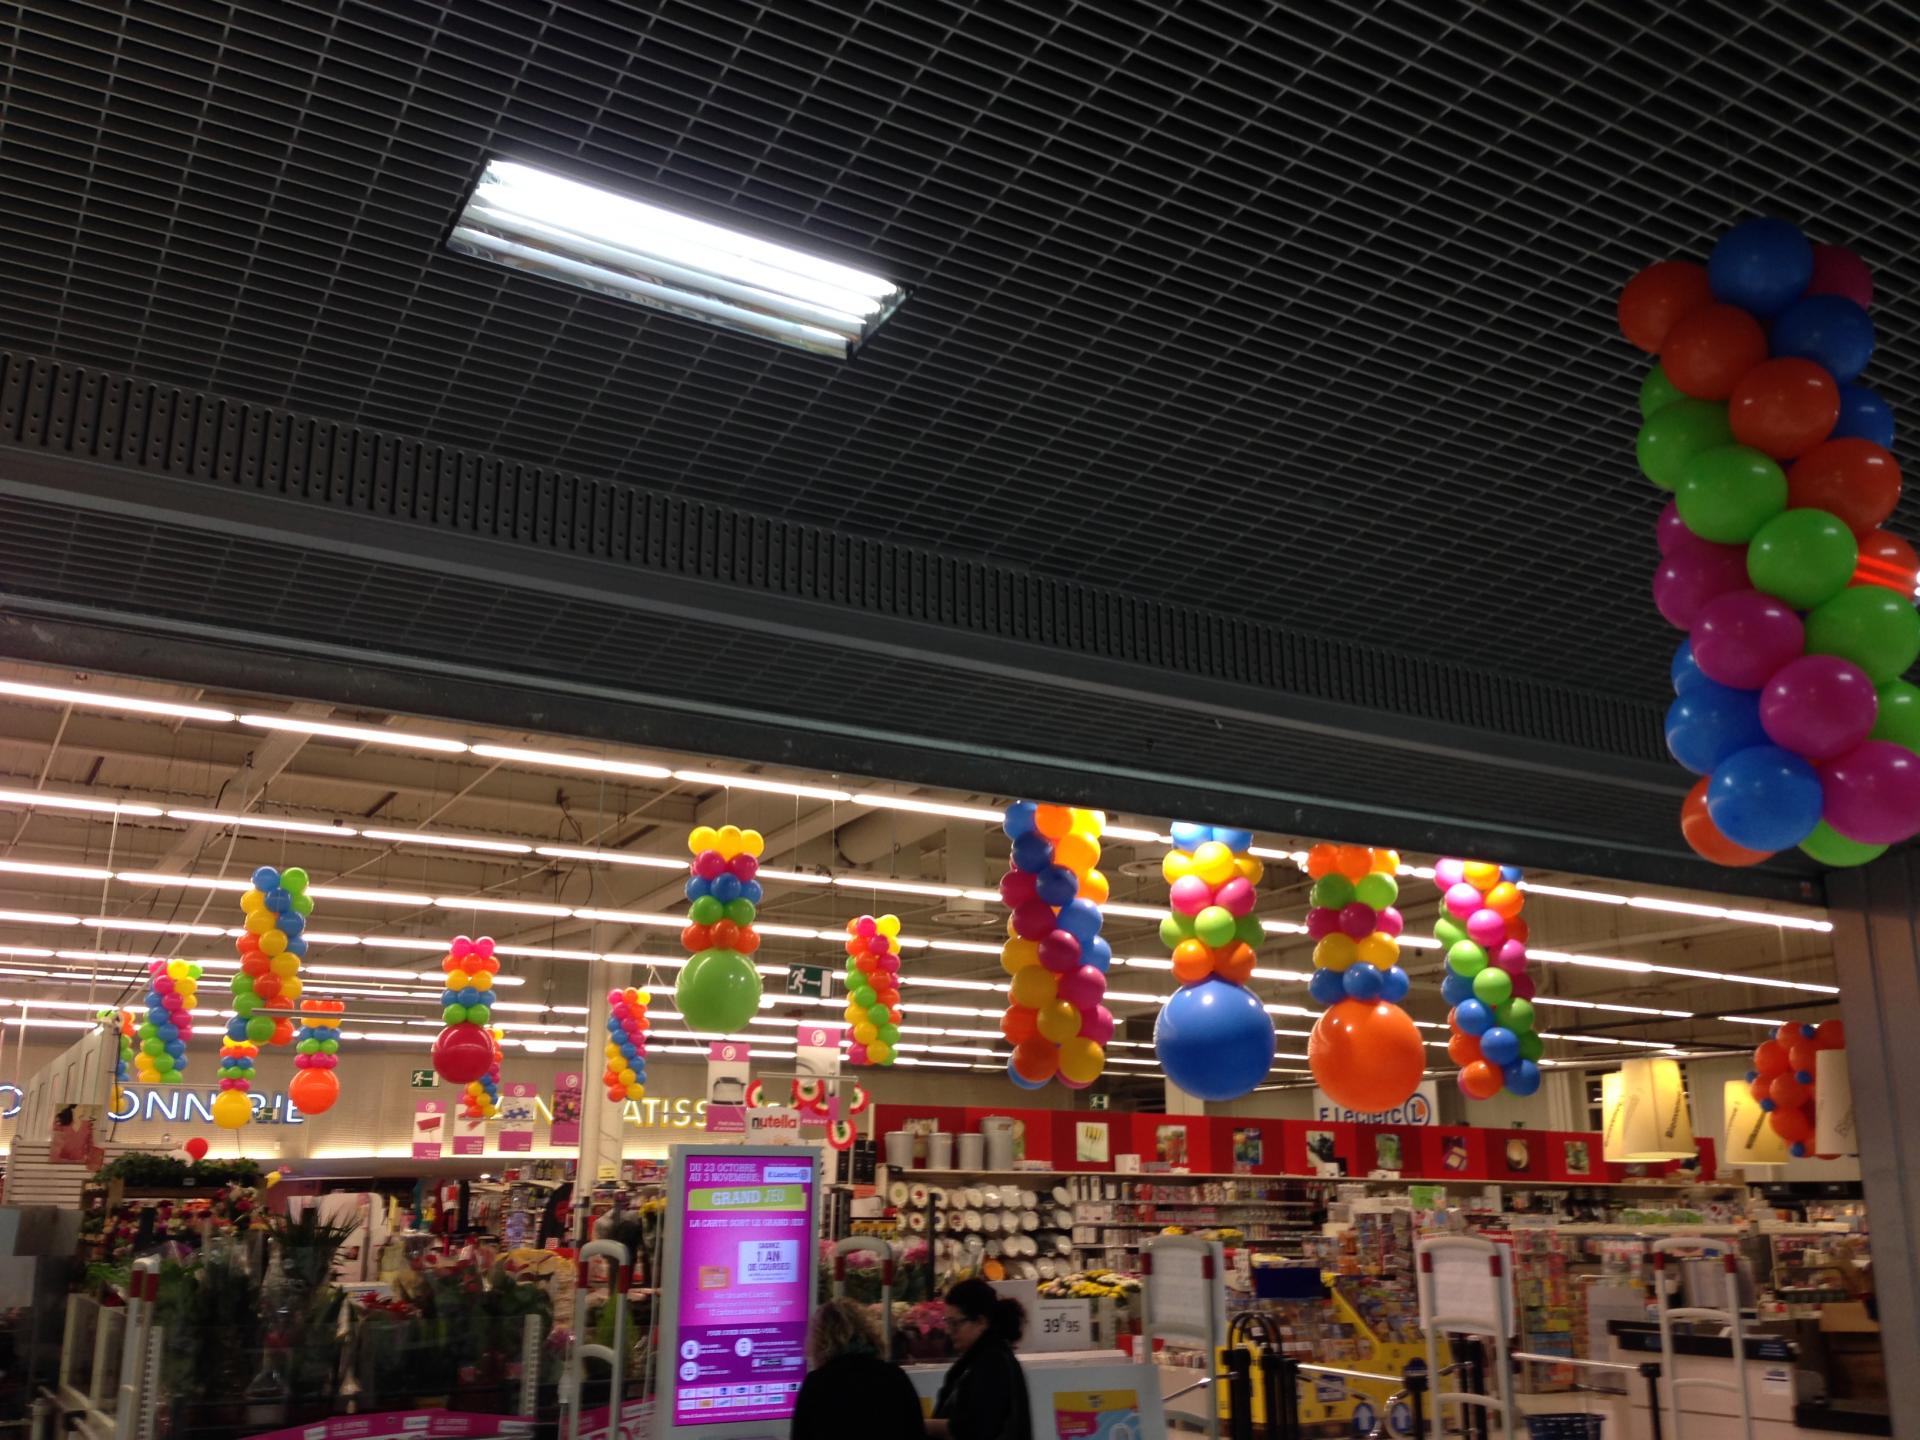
[1748,1019,1846,1158]
[1301,843,1425,1114]
[288,999,345,1116]
[998,803,1111,1090]
[842,914,903,1066]
[461,1029,504,1122]
[603,987,650,1103]
[1429,859,1543,1100]
[1620,219,1920,866]
[677,824,766,1033]
[133,957,199,1085]
[104,1010,135,1099]
[433,934,500,1085]
[1152,823,1276,1102]
[219,865,311,1130]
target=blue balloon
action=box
[1084,935,1112,973]
[1006,1058,1048,1090]
[1499,865,1523,883]
[279,911,305,938]
[227,1016,249,1041]
[1034,864,1079,908]
[165,1040,185,1056]
[1771,295,1874,382]
[1213,827,1253,852]
[1799,1023,1818,1039]
[1342,965,1383,1001]
[684,876,712,901]
[1380,965,1411,1003]
[1790,1141,1809,1158]
[1441,971,1474,1008]
[1794,1069,1813,1085]
[1665,680,1767,775]
[1745,1068,1759,1083]
[1057,897,1104,946]
[1011,831,1053,874]
[1708,217,1812,317]
[267,886,293,913]
[1169,822,1211,851]
[1832,381,1894,448]
[157,1022,177,1041]
[1708,744,1822,852]
[285,936,308,958]
[742,880,764,904]
[1454,998,1493,1036]
[1671,640,1708,695]
[1479,1026,1520,1067]
[1308,967,1347,1006]
[1154,977,1277,1102]
[711,873,742,904]
[1505,1059,1542,1097]
[459,987,482,1005]
[251,865,280,891]
[441,989,458,1005]
[1760,1097,1776,1112]
[1002,802,1038,840]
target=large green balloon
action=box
[1806,586,1920,685]
[1799,821,1887,868]
[1639,364,1686,420]
[1870,679,1920,754]
[1638,399,1732,490]
[1675,444,1787,542]
[1747,508,1858,611]
[675,947,764,1032]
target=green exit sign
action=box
[1088,1093,1110,1111]
[786,964,826,998]
[409,1069,437,1089]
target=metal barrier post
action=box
[1403,1361,1429,1440]
[1223,1346,1254,1440]
[1641,1362,1665,1440]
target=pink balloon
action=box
[1377,905,1405,938]
[1807,244,1872,310]
[1057,963,1107,1009]
[1820,741,1920,845]
[1653,535,1751,629]
[1444,881,1483,920]
[878,953,900,973]
[1761,654,1877,761]
[854,915,879,938]
[1657,500,1691,557]
[1496,940,1530,974]
[847,1042,869,1066]
[1077,1003,1115,1046]
[153,977,174,995]
[1057,1074,1092,1090]
[1305,906,1341,939]
[729,853,759,880]
[1012,901,1056,940]
[1339,902,1376,939]
[999,868,1038,907]
[1214,875,1256,917]
[1511,974,1537,1000]
[472,937,495,960]
[1168,874,1213,916]
[693,850,727,880]
[451,935,475,959]
[1038,929,1083,973]
[1691,590,1805,690]
[1466,908,1508,947]
[1433,858,1465,888]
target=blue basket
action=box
[1527,1416,1604,1440]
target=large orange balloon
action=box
[1011,1037,1058,1083]
[1788,439,1901,534]
[1680,778,1773,867]
[1619,259,1712,354]
[1308,1000,1425,1115]
[1001,1004,1038,1044]
[287,1067,340,1116]
[1334,845,1372,882]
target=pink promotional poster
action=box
[671,1153,815,1427]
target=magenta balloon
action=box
[1377,905,1405,938]
[1433,857,1465,888]
[1808,244,1873,309]
[1214,875,1257,917]
[1759,655,1878,761]
[1653,536,1751,629]
[1057,963,1107,1009]
[1657,500,1691,557]
[1511,974,1537,1000]
[1305,906,1340,939]
[1168,874,1212,916]
[1338,901,1377,939]
[1077,1003,1115,1045]
[1691,589,1806,690]
[1466,908,1507,947]
[1444,881,1483,920]
[1496,940,1529,974]
[1819,741,1920,845]
[1037,929,1083,973]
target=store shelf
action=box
[893,1167,1734,1189]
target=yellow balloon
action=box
[1191,841,1235,887]
[1078,867,1110,905]
[259,929,288,956]
[1009,964,1058,1009]
[211,1090,252,1130]
[1069,808,1103,838]
[240,888,266,914]
[270,952,300,977]
[1463,861,1500,892]
[605,1042,622,1061]
[854,1022,878,1044]
[876,914,901,937]
[447,969,469,989]
[1356,934,1400,969]
[716,823,743,859]
[1036,999,1080,1044]
[1371,848,1401,875]
[1233,855,1265,885]
[689,825,719,855]
[280,977,302,1002]
[867,1040,891,1063]
[633,990,650,1007]
[1006,914,1020,940]
[245,909,275,935]
[626,1084,645,1101]
[619,1068,637,1086]
[1313,934,1359,972]
[844,1006,862,1026]
[166,959,188,980]
[1058,1036,1105,1084]
[1161,850,1195,884]
[743,829,765,858]
[265,1171,282,1188]
[1001,938,1039,975]
[472,972,492,991]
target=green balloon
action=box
[1518,1030,1544,1062]
[292,892,315,917]
[468,1004,491,1025]
[1447,940,1489,977]
[1806,585,1920,684]
[878,1024,900,1044]
[1637,399,1732,491]
[231,973,254,994]
[688,895,725,925]
[246,1015,275,1043]
[141,1037,163,1055]
[1310,874,1354,909]
[1676,444,1786,542]
[1639,364,1685,419]
[1799,821,1887,868]
[1747,508,1858,611]
[725,897,757,926]
[1870,679,1920,754]
[1158,914,1187,948]
[675,948,764,1033]
[852,985,875,1009]
[1434,916,1467,948]
[1234,914,1265,948]
[1194,905,1237,948]
[320,1038,338,1054]
[1496,997,1535,1032]
[1353,872,1398,909]
[233,993,258,1016]
[1472,967,1514,1007]
[867,1002,889,1025]
[297,1038,320,1055]
[280,866,309,894]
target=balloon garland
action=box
[133,959,199,1085]
[1430,859,1543,1101]
[998,803,1111,1090]
[1152,823,1277,1102]
[1748,1018,1845,1158]
[603,986,650,1103]
[842,913,903,1065]
[432,934,500,1085]
[1302,844,1425,1114]
[462,1029,503,1121]
[106,1009,135,1093]
[677,824,766,1033]
[288,999,344,1116]
[1620,219,1920,866]
[218,865,310,1129]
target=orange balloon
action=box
[1749,1076,1773,1104]
[1012,1037,1058,1083]
[1033,805,1073,840]
[1078,867,1110,904]
[287,1067,340,1116]
[1335,845,1372,882]
[1769,1104,1812,1143]
[1369,848,1400,875]
[1661,303,1768,400]
[1171,939,1215,985]
[1753,1039,1789,1074]
[1460,1060,1504,1100]
[1308,1000,1425,1115]
[1788,439,1901,534]
[1305,843,1338,879]
[1447,1031,1482,1067]
[1730,358,1840,461]
[1001,1005,1038,1045]
[1814,1019,1846,1050]
[1680,778,1773,867]
[1214,941,1257,985]
[1053,829,1099,876]
[1484,881,1524,920]
[1618,259,1712,354]
[1506,916,1530,945]
[1855,529,1919,593]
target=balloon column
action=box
[1620,219,1920,865]
[1430,859,1543,1100]
[1748,1019,1845,1158]
[603,986,650,1103]
[1152,823,1276,1102]
[288,1000,344,1116]
[462,1030,504,1122]
[433,935,501,1085]
[676,824,766,1033]
[1303,844,1426,1114]
[218,865,311,1130]
[998,803,1111,1090]
[841,914,902,1066]
[105,1010,135,1090]
[133,959,198,1085]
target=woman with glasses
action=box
[927,1278,1031,1440]
[791,1298,925,1440]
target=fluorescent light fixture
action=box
[0,859,115,881]
[0,910,78,926]
[1103,903,1171,921]
[1103,825,1168,843]
[573,908,683,929]
[357,937,451,953]
[852,795,1004,823]
[829,875,963,899]
[1719,1014,1795,1027]
[470,744,671,779]
[306,885,436,907]
[0,788,163,817]
[755,867,832,886]
[535,845,683,871]
[430,897,570,918]
[1521,882,1626,905]
[86,917,226,937]
[924,940,1003,956]
[4,1017,96,1029]
[450,159,906,358]
[168,810,355,837]
[670,770,852,802]
[494,944,600,962]
[239,714,468,753]
[0,680,236,723]
[754,924,823,940]
[117,872,249,892]
[363,829,530,855]
[0,946,54,958]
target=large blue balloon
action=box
[1832,381,1895,449]
[1440,971,1474,1008]
[1770,295,1874,382]
[1671,639,1707,695]
[1034,864,1079,908]
[1169,822,1210,850]
[1308,968,1346,1007]
[1665,680,1767,775]
[1011,831,1053,873]
[1453,998,1493,1036]
[1708,744,1822,851]
[1479,1026,1520,1067]
[1002,802,1038,840]
[1154,977,1276,1102]
[1708,217,1812,317]
[1505,1059,1543,1097]
[1057,897,1104,946]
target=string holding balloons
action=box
[288,1000,344,1117]
[1152,823,1276,1102]
[1430,859,1543,1102]
[218,864,312,1130]
[433,935,501,1087]
[603,987,650,1103]
[998,803,1111,1091]
[133,959,198,1085]
[1620,219,1920,867]
[1748,1019,1845,1158]
[842,914,903,1066]
[677,824,765,1034]
[1303,844,1426,1115]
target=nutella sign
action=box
[747,1106,803,1145]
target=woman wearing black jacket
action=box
[927,1279,1031,1440]
[791,1299,926,1440]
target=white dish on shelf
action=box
[981,1211,1002,1233]
[962,1210,982,1232]
[1019,1189,1038,1209]
[1052,1185,1073,1206]
[1020,1209,1040,1231]
[888,1181,910,1206]
[964,1187,985,1208]
[908,1183,930,1208]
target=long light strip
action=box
[238,714,468,753]
[431,897,571,918]
[469,744,672,779]
[168,810,356,837]
[363,828,530,855]
[0,679,237,723]
[851,795,1003,823]
[0,788,163,817]
[535,846,684,871]
[0,859,116,881]
[830,876,963,899]
[670,769,852,802]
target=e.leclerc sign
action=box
[1311,1080,1440,1127]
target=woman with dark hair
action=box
[927,1278,1031,1440]
[791,1298,925,1440]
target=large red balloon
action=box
[1787,439,1901,534]
[1729,358,1838,460]
[1619,260,1713,354]
[432,1022,494,1084]
[1308,1000,1425,1114]
[1680,778,1772,867]
[1662,304,1768,400]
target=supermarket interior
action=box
[0,6,1916,1440]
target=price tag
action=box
[1027,1298,1091,1352]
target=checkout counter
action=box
[1607,1322,1889,1439]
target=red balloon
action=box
[432,1022,494,1084]
[1787,439,1901,534]
[1768,1104,1813,1143]
[1788,1042,1818,1074]
[1769,1072,1809,1107]
[1000,1005,1037,1045]
[288,1068,340,1116]
[1776,1022,1804,1048]
[709,919,740,949]
[1753,1039,1789,1074]
[1618,260,1713,353]
[1011,1037,1058,1083]
[1749,1077,1773,1104]
[737,928,761,955]
[1662,303,1768,400]
[1854,530,1919,593]
[1814,1019,1847,1050]
[1729,358,1839,460]
[680,924,711,951]
[184,1137,209,1161]
[1680,778,1773,867]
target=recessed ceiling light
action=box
[450,159,906,358]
